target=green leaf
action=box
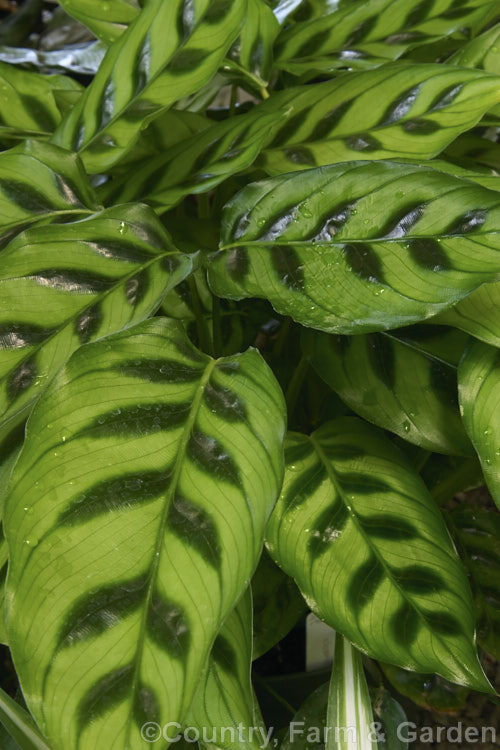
[5,317,285,750]
[326,635,378,750]
[0,203,194,445]
[0,528,7,645]
[101,109,284,210]
[255,64,500,174]
[0,140,98,247]
[0,42,107,76]
[59,0,141,44]
[449,21,500,74]
[252,550,306,660]
[280,682,330,750]
[458,340,500,509]
[429,282,500,347]
[447,506,500,659]
[208,161,500,335]
[53,0,248,172]
[265,418,491,690]
[444,132,500,172]
[275,0,494,69]
[227,0,280,89]
[420,453,483,505]
[379,663,469,712]
[0,686,52,750]
[371,688,407,750]
[186,589,265,750]
[0,63,82,142]
[302,325,472,455]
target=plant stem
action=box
[229,84,238,116]
[260,86,270,99]
[286,354,309,417]
[212,295,222,357]
[188,275,213,355]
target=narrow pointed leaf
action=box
[0,204,194,445]
[326,635,377,750]
[227,0,280,88]
[186,590,264,750]
[102,110,284,210]
[208,161,500,335]
[0,63,82,142]
[255,64,500,174]
[266,418,491,690]
[59,0,141,44]
[5,317,285,750]
[447,506,500,659]
[430,282,500,347]
[449,21,500,74]
[275,0,494,68]
[0,687,52,750]
[302,325,472,455]
[0,140,98,247]
[53,0,247,172]
[458,340,500,509]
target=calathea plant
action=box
[0,0,499,748]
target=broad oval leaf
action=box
[302,325,472,455]
[458,340,500,510]
[0,203,194,444]
[255,64,500,174]
[0,140,98,247]
[54,0,247,172]
[5,317,285,750]
[275,0,494,68]
[430,281,500,347]
[208,161,500,334]
[59,0,141,44]
[265,418,491,690]
[447,506,500,659]
[0,62,82,142]
[102,109,284,210]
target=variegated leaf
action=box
[101,109,283,210]
[5,318,285,750]
[208,161,500,335]
[302,325,472,455]
[266,419,491,690]
[458,340,500,509]
[449,21,500,74]
[255,64,500,174]
[275,0,495,69]
[447,506,500,659]
[0,63,82,142]
[0,140,98,248]
[430,282,500,347]
[53,0,247,172]
[0,204,194,445]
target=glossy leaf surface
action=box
[266,419,490,689]
[458,340,500,510]
[59,0,141,44]
[0,687,51,750]
[54,0,247,172]
[430,282,500,347]
[447,506,500,659]
[303,325,471,455]
[228,0,280,88]
[0,204,193,444]
[256,64,500,174]
[208,161,500,334]
[5,318,285,750]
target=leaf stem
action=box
[260,87,270,100]
[286,354,309,417]
[188,275,213,355]
[212,295,222,357]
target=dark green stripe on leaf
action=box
[344,243,385,284]
[283,463,326,512]
[391,601,419,646]
[167,493,221,567]
[7,357,37,402]
[226,247,249,282]
[204,381,246,421]
[0,179,57,214]
[407,238,451,271]
[147,595,190,658]
[188,429,241,487]
[134,685,160,728]
[357,515,418,540]
[77,665,133,730]
[308,499,350,555]
[169,48,207,74]
[347,555,385,609]
[211,634,237,671]
[0,323,52,350]
[75,304,103,344]
[119,358,204,382]
[125,270,149,306]
[84,402,190,437]
[272,245,304,291]
[391,566,445,595]
[367,333,395,390]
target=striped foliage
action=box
[186,590,264,750]
[208,161,500,334]
[0,140,98,248]
[53,0,247,172]
[302,325,472,455]
[4,317,285,750]
[228,0,280,89]
[0,63,82,142]
[275,0,495,69]
[444,133,500,173]
[449,21,500,74]
[265,418,491,689]
[326,635,377,750]
[254,64,500,174]
[59,0,141,44]
[0,204,194,446]
[430,282,500,347]
[102,110,284,210]
[447,506,500,659]
[458,340,500,510]
[0,686,52,750]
